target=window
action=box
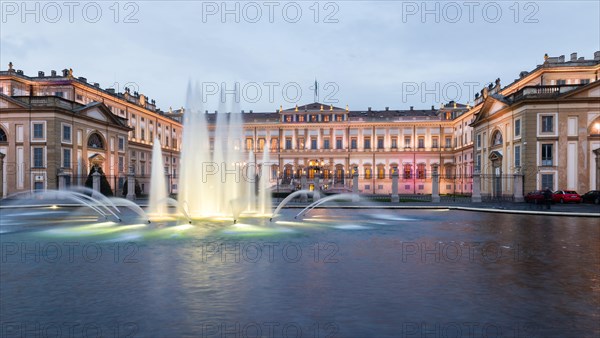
[515,119,521,137]
[417,163,426,179]
[404,137,411,148]
[62,148,71,168]
[432,137,438,148]
[476,154,481,172]
[298,115,305,122]
[541,144,553,166]
[55,91,64,97]
[391,138,398,149]
[76,94,83,101]
[298,138,305,150]
[285,115,292,122]
[541,174,554,190]
[323,139,330,149]
[364,137,371,150]
[417,137,424,149]
[541,116,554,133]
[336,138,343,149]
[377,137,384,149]
[246,138,253,151]
[514,145,521,167]
[62,124,71,142]
[403,164,412,179]
[492,131,503,146]
[556,79,566,85]
[141,129,145,140]
[0,128,7,142]
[258,138,265,151]
[311,115,317,122]
[118,156,124,172]
[33,147,44,167]
[364,167,372,179]
[323,115,330,122]
[351,138,357,149]
[336,115,343,122]
[376,166,385,179]
[445,137,451,148]
[87,133,104,149]
[270,138,278,151]
[580,79,590,85]
[285,138,292,149]
[33,123,44,139]
[311,138,317,149]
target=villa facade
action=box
[0,51,599,199]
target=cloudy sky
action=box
[1,1,599,112]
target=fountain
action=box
[166,82,273,220]
[148,138,169,218]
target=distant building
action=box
[0,65,183,197]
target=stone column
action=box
[472,170,482,203]
[352,169,359,202]
[0,152,4,198]
[313,175,321,201]
[431,164,440,203]
[391,169,399,203]
[300,173,308,202]
[513,167,524,202]
[92,170,101,193]
[126,165,136,201]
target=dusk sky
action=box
[2,1,599,112]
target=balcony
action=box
[511,84,583,101]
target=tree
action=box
[84,165,114,196]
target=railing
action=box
[511,84,583,101]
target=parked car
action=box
[552,190,582,204]
[524,190,545,203]
[581,190,600,204]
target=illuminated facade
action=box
[470,52,600,197]
[1,51,598,199]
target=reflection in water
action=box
[0,208,598,337]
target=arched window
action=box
[376,165,385,179]
[87,132,104,149]
[0,128,7,142]
[364,166,372,179]
[492,131,503,146]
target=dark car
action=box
[552,190,582,204]
[524,190,545,203]
[581,190,600,204]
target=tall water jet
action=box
[148,138,168,217]
[258,144,272,215]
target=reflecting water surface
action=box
[1,208,598,337]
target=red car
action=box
[552,190,582,204]
[524,190,545,203]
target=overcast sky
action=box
[1,1,599,112]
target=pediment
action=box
[85,108,107,121]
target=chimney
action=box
[410,106,414,110]
[16,70,23,75]
[214,110,218,114]
[62,69,68,77]
[249,110,253,113]
[368,107,372,111]
[106,88,115,94]
[570,52,577,61]
[205,110,208,114]
[93,83,100,87]
[431,105,435,110]
[595,51,600,60]
[385,107,389,111]
[50,70,57,76]
[558,55,565,63]
[38,71,44,77]
[78,77,87,83]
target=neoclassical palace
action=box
[1,51,599,199]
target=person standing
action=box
[543,187,553,210]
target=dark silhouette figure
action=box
[543,187,553,210]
